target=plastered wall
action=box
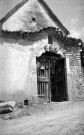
[0,37,48,103]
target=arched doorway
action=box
[36,51,68,102]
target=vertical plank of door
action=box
[39,82,41,95]
[42,82,43,95]
[48,60,51,103]
[46,83,48,101]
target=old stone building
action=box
[0,0,84,104]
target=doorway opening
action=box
[51,58,68,102]
[36,52,68,102]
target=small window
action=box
[32,17,36,22]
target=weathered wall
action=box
[2,0,56,32]
[0,36,48,103]
[0,34,84,103]
[65,46,84,100]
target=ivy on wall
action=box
[1,27,83,47]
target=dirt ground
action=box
[0,100,84,135]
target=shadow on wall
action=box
[0,29,48,46]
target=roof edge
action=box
[0,0,70,36]
[38,0,70,35]
[0,0,29,24]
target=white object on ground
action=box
[0,101,16,108]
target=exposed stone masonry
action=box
[66,46,84,100]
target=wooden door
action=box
[36,58,49,102]
[51,58,68,102]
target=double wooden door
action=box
[36,52,68,102]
